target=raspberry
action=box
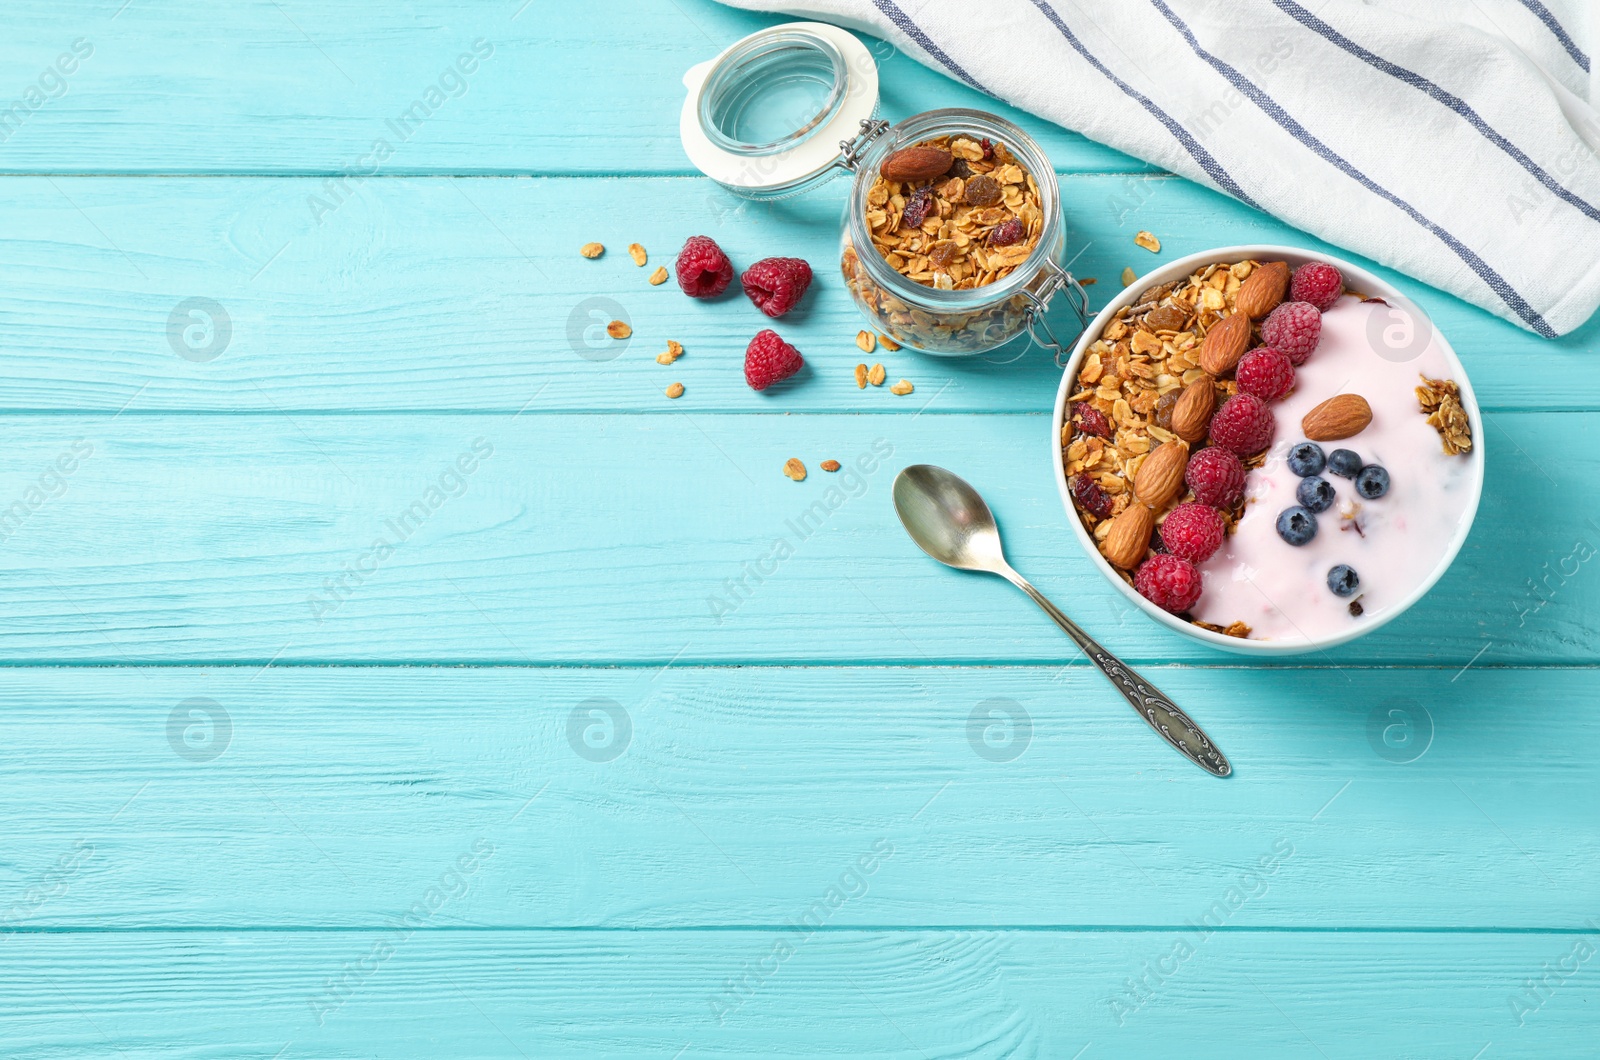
[741,257,813,318]
[1185,446,1246,508]
[1070,475,1113,518]
[1290,261,1343,312]
[1159,502,1226,563]
[743,329,803,391]
[675,235,733,299]
[1260,301,1322,365]
[1209,393,1276,455]
[1072,402,1110,438]
[1135,553,1203,613]
[1235,347,1295,402]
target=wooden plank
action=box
[2,666,1594,928]
[0,175,1593,413]
[0,0,1147,176]
[0,411,1586,665]
[0,929,1591,1056]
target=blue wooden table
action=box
[2,2,1597,1056]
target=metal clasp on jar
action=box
[838,118,890,171]
[1023,257,1090,368]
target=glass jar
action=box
[680,23,1087,360]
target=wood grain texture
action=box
[0,0,1147,176]
[1,930,1593,1057]
[0,411,1586,665]
[0,174,1594,412]
[2,0,1595,1054]
[1,666,1594,929]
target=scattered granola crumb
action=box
[890,379,914,395]
[1121,266,1136,287]
[580,242,604,259]
[878,334,901,351]
[783,458,807,481]
[628,243,648,266]
[665,382,684,399]
[821,459,841,472]
[1080,277,1097,286]
[854,363,869,389]
[606,320,631,340]
[1416,375,1473,455]
[856,330,876,353]
[1134,230,1161,253]
[654,340,684,365]
[868,363,887,387]
[648,266,669,286]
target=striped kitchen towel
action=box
[715,0,1600,337]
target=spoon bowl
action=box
[892,463,1007,572]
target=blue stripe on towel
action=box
[1151,0,1557,338]
[1272,0,1600,224]
[1515,0,1591,73]
[868,0,990,95]
[1028,0,1261,210]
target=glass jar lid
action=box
[680,23,879,199]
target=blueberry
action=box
[1286,442,1326,477]
[1296,475,1336,513]
[1327,564,1360,597]
[1327,448,1362,478]
[1276,506,1318,546]
[1355,464,1390,499]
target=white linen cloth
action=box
[716,0,1600,337]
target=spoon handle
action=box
[1002,569,1232,778]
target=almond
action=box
[880,146,954,183]
[1302,393,1373,441]
[1170,377,1216,443]
[1133,441,1189,508]
[1236,260,1289,319]
[1102,503,1155,570]
[1198,313,1251,376]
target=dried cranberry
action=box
[1072,402,1111,438]
[963,174,1002,207]
[989,218,1025,247]
[900,186,934,230]
[1070,475,1114,519]
[981,137,995,161]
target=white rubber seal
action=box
[679,22,879,195]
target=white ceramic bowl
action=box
[1050,245,1485,656]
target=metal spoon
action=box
[891,464,1231,777]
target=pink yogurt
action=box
[1188,294,1474,642]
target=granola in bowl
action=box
[1053,247,1484,654]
